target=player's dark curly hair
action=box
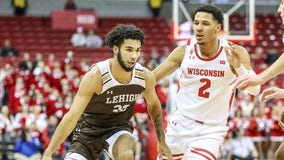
[194,4,224,25]
[105,24,144,48]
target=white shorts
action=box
[65,152,87,160]
[161,110,228,160]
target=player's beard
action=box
[117,49,135,72]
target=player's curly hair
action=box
[105,24,144,48]
[194,4,224,25]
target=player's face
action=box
[193,12,221,45]
[278,0,284,25]
[116,39,142,72]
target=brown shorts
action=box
[67,125,133,159]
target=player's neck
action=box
[198,39,219,58]
[109,59,132,84]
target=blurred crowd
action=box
[0,42,283,160]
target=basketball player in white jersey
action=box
[153,4,260,160]
[231,1,284,159]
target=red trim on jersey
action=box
[187,39,191,45]
[194,44,223,61]
[229,91,235,111]
[191,147,217,160]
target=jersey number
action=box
[198,78,211,98]
[113,104,130,113]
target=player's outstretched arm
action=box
[153,45,185,83]
[231,53,284,91]
[42,67,101,160]
[143,68,173,160]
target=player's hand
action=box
[157,141,173,160]
[278,108,284,131]
[230,74,264,91]
[224,42,241,69]
[260,87,284,102]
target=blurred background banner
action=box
[51,10,98,30]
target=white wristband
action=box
[235,64,248,75]
[235,65,261,95]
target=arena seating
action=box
[0,14,283,87]
[0,16,174,64]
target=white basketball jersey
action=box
[176,38,236,125]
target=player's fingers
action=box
[164,150,173,160]
[159,146,172,159]
[223,47,231,57]
[228,41,236,46]
[262,93,276,101]
[260,89,275,101]
[230,76,249,90]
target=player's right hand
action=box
[157,141,173,160]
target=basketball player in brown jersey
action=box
[42,24,173,160]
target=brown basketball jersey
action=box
[76,59,146,136]
[68,60,147,159]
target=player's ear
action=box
[216,24,222,33]
[113,45,119,54]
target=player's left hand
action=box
[157,141,173,160]
[224,42,242,69]
[260,87,284,102]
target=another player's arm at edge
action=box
[258,53,284,84]
[153,45,186,83]
[43,66,101,157]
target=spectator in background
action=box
[0,39,19,57]
[228,128,258,160]
[42,115,65,160]
[264,46,279,65]
[11,0,28,16]
[267,102,284,159]
[64,0,77,10]
[85,29,104,48]
[14,127,42,160]
[0,105,15,137]
[18,52,33,71]
[148,0,162,17]
[0,69,5,106]
[71,27,86,47]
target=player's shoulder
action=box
[83,61,104,81]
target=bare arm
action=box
[43,67,101,159]
[224,43,253,71]
[259,53,284,83]
[230,53,284,91]
[153,45,186,83]
[143,69,165,142]
[225,43,260,95]
[143,69,173,160]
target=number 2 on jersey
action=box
[198,78,211,98]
